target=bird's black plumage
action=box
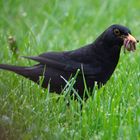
[0,24,138,98]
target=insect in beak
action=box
[122,34,139,52]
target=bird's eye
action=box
[113,28,120,36]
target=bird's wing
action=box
[23,51,101,76]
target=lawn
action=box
[0,0,140,139]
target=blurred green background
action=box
[0,0,140,139]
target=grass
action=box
[0,0,140,139]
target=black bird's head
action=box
[100,24,138,51]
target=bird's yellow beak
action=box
[123,34,139,52]
[126,34,137,43]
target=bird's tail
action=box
[0,64,42,82]
[0,64,25,71]
[0,64,29,75]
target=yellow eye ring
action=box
[114,28,120,36]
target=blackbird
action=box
[0,24,138,98]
